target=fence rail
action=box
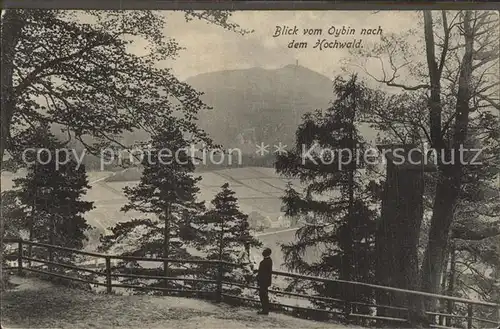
[3,238,500,329]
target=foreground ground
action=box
[1,276,361,329]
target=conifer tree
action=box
[99,122,206,292]
[275,75,378,317]
[196,183,261,295]
[10,125,94,265]
[0,190,24,240]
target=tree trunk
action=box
[438,248,450,325]
[48,216,55,272]
[341,89,357,317]
[28,192,37,268]
[218,214,225,262]
[423,11,443,151]
[445,242,456,327]
[420,11,474,306]
[27,217,34,268]
[375,146,429,327]
[217,212,225,296]
[1,9,24,163]
[420,178,458,309]
[163,205,171,295]
[1,10,24,285]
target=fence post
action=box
[163,259,169,296]
[497,306,500,326]
[342,283,352,321]
[466,304,473,329]
[48,245,54,272]
[105,256,112,294]
[17,240,23,276]
[215,261,223,303]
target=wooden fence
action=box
[3,239,500,329]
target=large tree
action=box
[438,135,500,326]
[347,10,499,305]
[0,7,248,195]
[99,121,206,292]
[10,125,94,265]
[1,8,249,288]
[275,75,378,320]
[1,9,250,161]
[196,183,261,295]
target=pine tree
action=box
[0,190,24,240]
[196,183,262,295]
[99,122,206,293]
[275,75,378,318]
[10,126,94,266]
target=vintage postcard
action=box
[1,2,499,329]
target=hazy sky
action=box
[154,11,420,81]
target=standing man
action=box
[257,247,273,315]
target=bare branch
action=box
[438,10,450,76]
[477,94,500,110]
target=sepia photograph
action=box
[1,2,499,329]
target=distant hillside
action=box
[43,65,377,171]
[186,64,335,149]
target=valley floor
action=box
[1,275,362,329]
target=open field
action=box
[1,167,316,269]
[1,167,291,228]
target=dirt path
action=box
[2,276,361,329]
